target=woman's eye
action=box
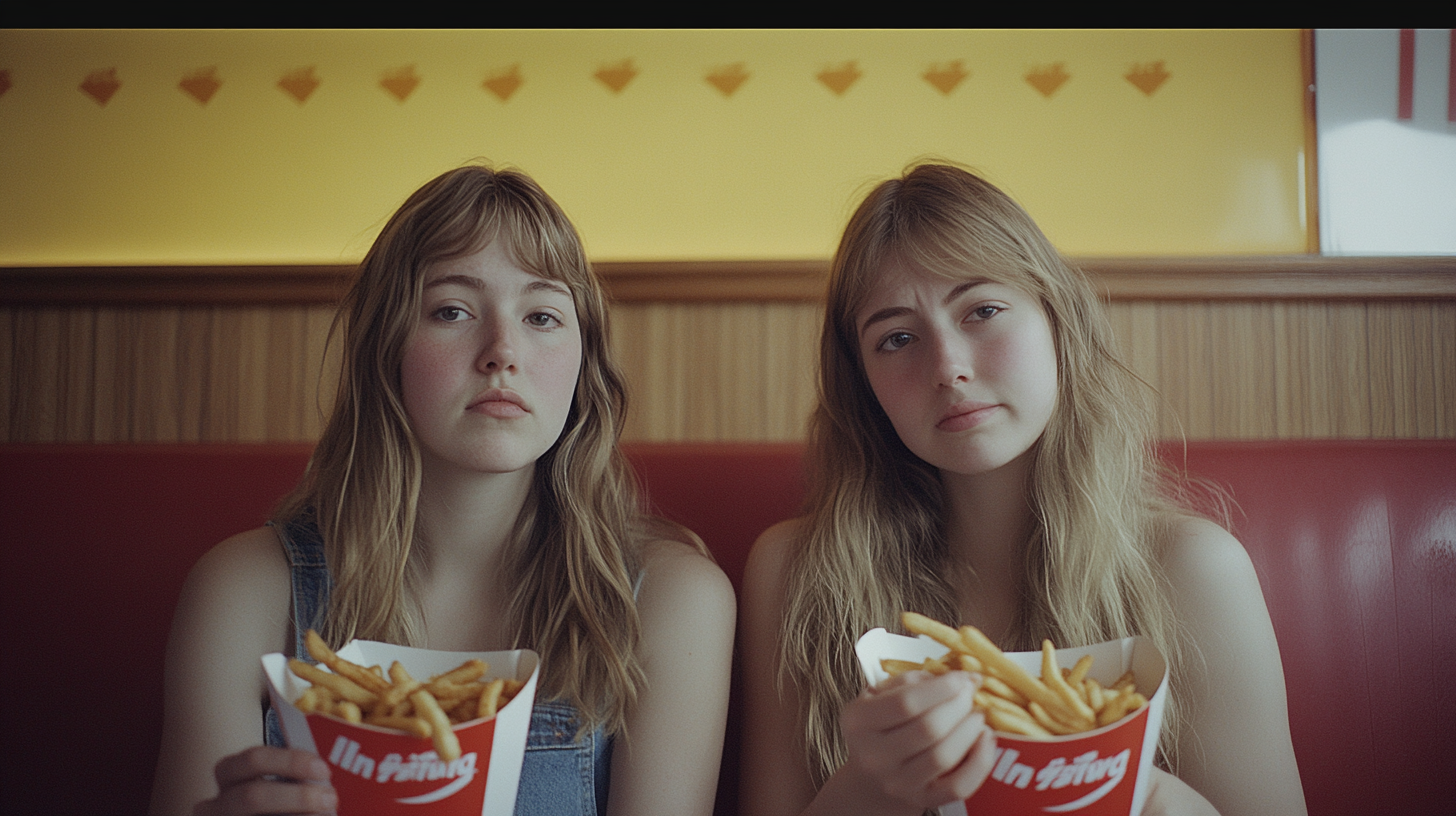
[525,311,562,329]
[433,306,470,322]
[969,304,1005,321]
[879,331,914,351]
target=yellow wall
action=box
[0,29,1307,265]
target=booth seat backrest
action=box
[1,441,1452,816]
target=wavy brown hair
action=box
[781,163,1191,783]
[276,165,646,735]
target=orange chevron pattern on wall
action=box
[0,29,1306,266]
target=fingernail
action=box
[310,756,331,778]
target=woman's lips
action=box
[468,390,527,418]
[937,402,999,432]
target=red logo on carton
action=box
[307,714,497,815]
[959,705,1148,815]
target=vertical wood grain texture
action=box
[3,300,1453,443]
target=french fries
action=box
[885,612,1148,739]
[288,630,524,761]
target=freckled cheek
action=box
[399,339,462,418]
[533,343,584,413]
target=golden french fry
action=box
[1067,654,1093,688]
[974,690,1029,720]
[1040,641,1096,727]
[980,674,1027,706]
[295,686,324,714]
[902,612,967,653]
[428,681,490,703]
[880,658,923,677]
[377,662,423,706]
[1112,671,1137,693]
[957,625,1067,720]
[477,678,506,720]
[430,659,488,687]
[305,630,390,694]
[920,656,952,676]
[366,715,433,738]
[1096,687,1150,727]
[985,706,1053,738]
[335,700,363,724]
[411,689,461,761]
[288,658,378,707]
[953,653,985,674]
[303,629,336,664]
[1028,701,1083,736]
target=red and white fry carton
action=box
[856,628,1167,816]
[263,641,539,816]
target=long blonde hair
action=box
[781,163,1188,782]
[277,165,647,736]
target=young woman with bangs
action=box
[151,166,734,816]
[740,164,1306,816]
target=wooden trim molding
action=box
[0,264,356,306]
[2,256,1454,306]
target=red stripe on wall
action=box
[1397,28,1415,119]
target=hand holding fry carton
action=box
[263,636,539,816]
[856,613,1167,816]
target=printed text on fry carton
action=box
[991,747,1130,811]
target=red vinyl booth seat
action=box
[1,440,1452,816]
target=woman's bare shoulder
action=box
[151,527,295,815]
[169,525,294,683]
[1157,515,1260,599]
[610,536,735,815]
[636,535,734,612]
[746,517,807,585]
[188,526,293,589]
[1154,516,1308,815]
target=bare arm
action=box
[1157,517,1307,816]
[149,528,334,816]
[739,521,996,816]
[605,539,736,816]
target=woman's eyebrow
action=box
[944,280,988,304]
[423,274,483,291]
[419,276,571,299]
[524,279,572,298]
[859,280,990,338]
[860,306,912,338]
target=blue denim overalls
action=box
[263,513,612,816]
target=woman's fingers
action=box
[213,746,331,788]
[843,670,994,808]
[852,670,975,729]
[197,747,336,816]
[922,711,999,805]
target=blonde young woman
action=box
[741,164,1305,816]
[151,166,734,816]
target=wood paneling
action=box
[4,306,340,442]
[3,264,1454,443]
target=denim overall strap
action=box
[516,701,613,816]
[263,511,332,747]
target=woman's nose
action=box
[933,332,972,386]
[476,320,517,373]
